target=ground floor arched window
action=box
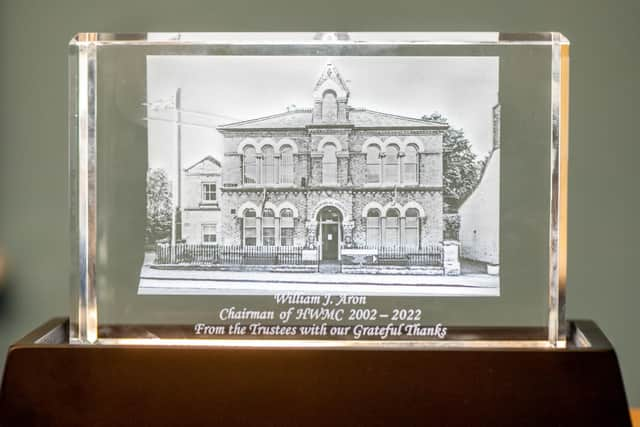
[262,208,276,246]
[384,208,401,246]
[364,206,422,248]
[243,208,257,246]
[405,208,420,249]
[280,208,295,246]
[366,208,381,246]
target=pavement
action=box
[137,262,500,297]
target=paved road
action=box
[138,263,499,297]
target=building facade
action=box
[459,104,500,273]
[210,63,448,262]
[181,156,222,244]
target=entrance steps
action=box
[318,261,341,274]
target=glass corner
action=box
[552,32,570,45]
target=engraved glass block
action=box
[69,32,569,347]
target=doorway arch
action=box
[317,205,343,261]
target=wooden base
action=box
[0,319,631,426]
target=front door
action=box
[322,224,339,260]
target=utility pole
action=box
[145,89,236,263]
[170,88,182,263]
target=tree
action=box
[146,168,173,246]
[422,113,485,210]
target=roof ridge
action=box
[352,108,448,127]
[218,109,306,129]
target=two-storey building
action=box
[214,63,448,262]
[180,156,222,244]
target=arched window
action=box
[366,209,381,247]
[262,145,275,184]
[385,208,400,246]
[262,208,275,246]
[383,144,400,184]
[243,146,257,184]
[279,145,294,184]
[321,90,338,122]
[404,144,418,184]
[366,144,381,183]
[280,208,295,246]
[243,208,257,246]
[322,143,338,184]
[405,208,420,249]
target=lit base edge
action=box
[0,318,631,427]
[68,321,568,348]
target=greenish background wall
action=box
[0,0,638,405]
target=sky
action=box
[147,55,499,182]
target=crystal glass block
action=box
[69,32,569,347]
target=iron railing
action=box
[350,244,443,267]
[155,244,304,265]
[155,244,443,267]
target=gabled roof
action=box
[217,108,447,131]
[184,155,221,173]
[349,109,447,129]
[217,109,312,131]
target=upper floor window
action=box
[262,145,275,184]
[243,146,257,184]
[262,208,276,246]
[201,183,216,202]
[279,145,294,184]
[243,208,257,246]
[366,144,381,184]
[321,90,338,122]
[280,208,295,246]
[322,143,338,184]
[383,145,400,184]
[404,144,418,184]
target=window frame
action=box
[404,208,420,249]
[403,144,419,184]
[384,208,401,247]
[321,89,338,122]
[366,144,382,184]
[279,208,295,246]
[383,144,400,185]
[200,182,217,203]
[279,145,295,185]
[242,146,258,185]
[243,208,257,246]
[262,208,276,246]
[262,145,275,185]
[366,208,381,247]
[322,142,338,185]
[201,223,217,245]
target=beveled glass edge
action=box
[548,41,569,347]
[69,31,570,347]
[69,32,569,46]
[70,38,98,344]
[87,338,565,349]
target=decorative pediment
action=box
[313,63,350,100]
[184,156,221,175]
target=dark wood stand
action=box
[0,319,631,426]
